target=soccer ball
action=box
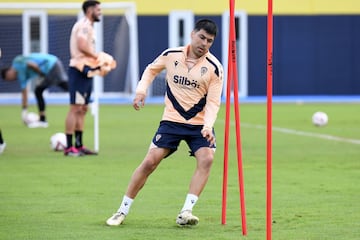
[50,133,67,151]
[24,112,39,125]
[312,111,328,127]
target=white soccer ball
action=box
[312,111,328,127]
[50,133,67,151]
[24,112,40,125]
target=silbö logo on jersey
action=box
[173,75,200,88]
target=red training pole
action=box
[222,0,247,235]
[221,3,234,225]
[266,0,273,239]
[221,42,231,225]
[229,0,247,235]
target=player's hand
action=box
[133,94,145,111]
[201,128,216,146]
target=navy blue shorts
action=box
[152,120,216,157]
[68,66,93,105]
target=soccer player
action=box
[0,129,6,154]
[1,53,69,128]
[106,19,224,226]
[63,0,102,157]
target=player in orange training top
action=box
[106,19,224,227]
[64,0,102,157]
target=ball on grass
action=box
[24,112,39,125]
[50,133,67,151]
[312,111,328,127]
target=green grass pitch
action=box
[0,102,359,240]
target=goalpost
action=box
[0,2,139,152]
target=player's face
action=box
[190,29,215,58]
[91,4,101,22]
[4,68,17,81]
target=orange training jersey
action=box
[136,45,224,130]
[69,17,96,67]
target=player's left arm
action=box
[201,81,222,144]
[203,64,224,129]
[201,64,224,143]
[27,61,44,76]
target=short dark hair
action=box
[82,0,100,14]
[194,19,218,37]
[1,67,10,80]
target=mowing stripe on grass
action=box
[241,123,360,145]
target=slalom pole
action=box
[92,76,101,152]
[266,0,273,239]
[221,4,233,226]
[228,0,247,235]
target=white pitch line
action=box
[240,123,360,145]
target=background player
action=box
[0,129,6,154]
[1,53,68,128]
[63,0,102,156]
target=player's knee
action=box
[141,157,161,173]
[202,155,214,168]
[34,87,44,97]
[196,151,214,170]
[82,105,88,114]
[70,105,84,115]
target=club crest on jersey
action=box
[173,75,200,88]
[201,67,208,76]
[155,134,162,142]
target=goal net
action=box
[0,2,139,102]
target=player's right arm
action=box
[20,87,28,121]
[132,93,146,110]
[21,88,28,110]
[136,53,167,93]
[13,58,30,113]
[76,24,98,60]
[133,52,167,109]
